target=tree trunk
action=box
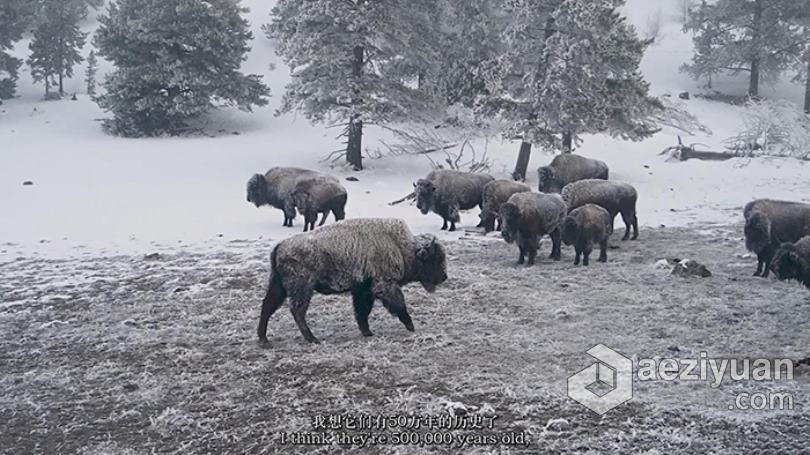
[347,116,363,171]
[804,55,810,114]
[512,141,532,181]
[347,45,364,170]
[748,0,763,98]
[562,132,573,153]
[59,73,64,97]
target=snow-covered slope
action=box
[2,0,809,258]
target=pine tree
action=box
[85,50,98,96]
[93,0,270,137]
[0,0,31,100]
[682,0,803,97]
[266,0,444,170]
[479,0,661,179]
[27,0,88,98]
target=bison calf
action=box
[561,204,612,266]
[257,218,448,344]
[246,167,320,227]
[561,179,638,241]
[292,176,348,232]
[500,192,567,266]
[770,236,810,289]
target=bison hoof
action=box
[258,338,271,349]
[361,331,374,337]
[753,271,762,277]
[448,226,456,232]
[304,336,320,344]
[404,323,415,332]
[631,234,638,240]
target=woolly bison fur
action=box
[415,170,495,232]
[562,203,612,266]
[479,179,532,233]
[292,176,348,232]
[500,192,567,266]
[537,154,609,193]
[561,179,638,241]
[246,167,320,227]
[257,218,448,344]
[770,236,810,289]
[744,199,810,277]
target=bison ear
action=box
[413,181,417,188]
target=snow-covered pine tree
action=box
[85,50,98,96]
[479,0,661,180]
[93,0,270,137]
[0,0,31,100]
[266,0,444,170]
[682,0,803,97]
[27,0,88,98]
[785,0,810,113]
[426,0,503,110]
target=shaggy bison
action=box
[770,236,810,289]
[415,170,494,232]
[537,154,609,193]
[246,167,323,227]
[500,192,567,266]
[291,176,348,232]
[257,218,448,344]
[562,203,612,266]
[561,179,638,241]
[479,179,532,232]
[744,199,810,277]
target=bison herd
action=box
[247,155,810,344]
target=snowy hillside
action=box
[2,0,809,258]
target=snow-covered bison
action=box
[561,179,638,241]
[537,154,609,193]
[562,203,612,266]
[744,199,810,277]
[246,167,325,227]
[770,236,810,289]
[415,170,494,231]
[291,175,348,232]
[479,179,532,233]
[500,192,567,266]
[257,218,448,344]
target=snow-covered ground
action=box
[2,0,810,259]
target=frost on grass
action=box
[1,226,809,453]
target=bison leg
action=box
[374,283,414,332]
[352,281,375,337]
[441,219,448,230]
[598,239,608,263]
[527,247,537,266]
[574,247,581,266]
[318,211,329,226]
[631,213,639,240]
[549,228,562,261]
[288,283,318,343]
[754,255,764,276]
[620,213,632,241]
[449,221,457,232]
[257,272,287,345]
[517,246,526,265]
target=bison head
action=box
[537,166,558,193]
[414,179,436,215]
[561,215,578,246]
[292,189,310,216]
[414,234,448,293]
[771,243,807,284]
[499,202,521,244]
[246,174,268,207]
[744,211,771,253]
